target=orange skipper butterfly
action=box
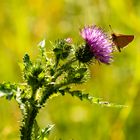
[109,25,134,52]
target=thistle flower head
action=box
[78,25,113,64]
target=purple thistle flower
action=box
[80,25,113,64]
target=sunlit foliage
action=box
[0,0,140,140]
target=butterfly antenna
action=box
[109,25,114,33]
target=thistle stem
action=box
[20,103,39,140]
[20,88,38,140]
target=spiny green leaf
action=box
[97,101,128,108]
[23,53,32,70]
[0,82,17,100]
[58,88,125,108]
[37,124,55,140]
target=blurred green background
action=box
[0,0,140,139]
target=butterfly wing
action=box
[112,34,134,52]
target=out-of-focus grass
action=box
[0,0,140,139]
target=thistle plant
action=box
[0,25,124,140]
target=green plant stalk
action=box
[20,87,39,140]
[20,104,39,140]
[0,38,124,140]
[20,84,56,139]
[20,58,76,139]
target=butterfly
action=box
[109,25,134,52]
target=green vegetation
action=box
[0,0,139,140]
